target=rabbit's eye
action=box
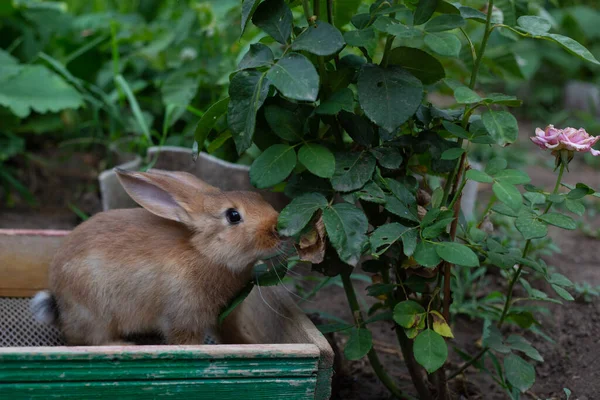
[225,208,242,224]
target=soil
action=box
[1,124,599,400]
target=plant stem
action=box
[340,273,413,400]
[469,0,494,89]
[326,0,334,26]
[448,162,567,379]
[477,194,497,228]
[313,0,320,20]
[302,0,311,22]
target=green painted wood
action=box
[0,377,317,399]
[314,367,333,400]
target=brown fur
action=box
[45,169,281,345]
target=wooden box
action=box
[0,229,333,399]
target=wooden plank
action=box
[0,377,317,399]
[0,344,319,382]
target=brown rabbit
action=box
[30,168,282,345]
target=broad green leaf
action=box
[264,104,302,141]
[442,120,470,139]
[353,182,386,204]
[0,65,83,118]
[323,203,368,266]
[316,88,354,115]
[441,147,465,160]
[454,86,482,104]
[431,310,454,338]
[492,202,519,217]
[162,71,200,121]
[506,335,544,362]
[544,33,600,66]
[238,43,274,69]
[298,143,335,178]
[552,285,574,301]
[370,147,403,169]
[331,151,376,192]
[370,223,417,256]
[386,178,417,205]
[207,131,232,154]
[539,213,577,230]
[343,28,376,47]
[385,196,419,222]
[424,32,461,57]
[482,319,511,353]
[267,53,319,101]
[565,199,585,216]
[485,157,508,175]
[387,47,445,85]
[493,181,522,211]
[414,240,442,267]
[504,354,536,393]
[422,218,454,239]
[252,0,292,44]
[459,6,486,21]
[292,21,344,56]
[413,329,447,373]
[483,93,522,107]
[414,0,439,25]
[373,17,422,39]
[495,0,515,25]
[366,283,395,298]
[425,14,465,32]
[516,15,551,35]
[524,192,545,205]
[228,70,271,153]
[241,0,261,35]
[249,144,297,188]
[482,110,518,146]
[393,300,426,328]
[194,97,230,149]
[316,0,362,29]
[515,210,547,240]
[277,193,328,236]
[344,328,373,360]
[466,169,494,183]
[435,242,479,267]
[493,169,531,185]
[357,64,423,132]
[338,111,375,146]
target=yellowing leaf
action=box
[431,310,454,338]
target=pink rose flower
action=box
[531,125,600,156]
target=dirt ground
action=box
[1,123,599,400]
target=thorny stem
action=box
[340,273,414,400]
[448,162,567,379]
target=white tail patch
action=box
[30,291,58,325]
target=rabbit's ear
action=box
[146,169,220,193]
[115,169,202,223]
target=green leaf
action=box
[162,71,200,121]
[298,143,335,178]
[485,157,508,175]
[194,97,230,149]
[344,328,373,360]
[316,88,354,115]
[343,28,376,47]
[425,14,465,32]
[539,213,577,230]
[338,111,375,146]
[493,181,522,211]
[277,193,328,236]
[331,151,376,192]
[544,33,600,66]
[114,75,151,142]
[515,210,547,240]
[393,300,426,328]
[414,241,442,267]
[366,284,395,298]
[453,86,482,104]
[227,70,271,153]
[483,93,522,107]
[516,15,551,35]
[264,104,302,141]
[323,203,368,266]
[482,110,518,146]
[524,192,546,205]
[370,223,417,257]
[387,47,445,85]
[218,282,254,325]
[316,0,362,29]
[504,354,536,393]
[459,6,486,21]
[565,199,585,216]
[373,17,422,38]
[552,285,574,301]
[0,64,83,118]
[435,242,479,267]
[493,169,531,185]
[267,53,319,101]
[292,21,344,56]
[442,120,470,139]
[441,147,465,160]
[492,202,519,217]
[370,147,403,169]
[317,323,353,334]
[249,144,297,188]
[241,0,261,35]
[506,335,544,362]
[424,32,461,57]
[238,43,274,69]
[466,169,493,183]
[252,0,292,44]
[414,0,439,25]
[357,64,423,132]
[482,319,511,353]
[354,182,386,204]
[413,329,447,373]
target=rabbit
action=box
[30,168,283,346]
